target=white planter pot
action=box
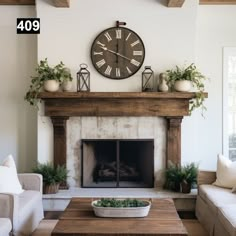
[62,81,73,92]
[44,80,60,92]
[174,80,192,92]
[92,200,151,218]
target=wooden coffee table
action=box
[51,197,188,236]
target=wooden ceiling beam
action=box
[167,0,185,7]
[200,0,236,4]
[53,0,70,8]
[0,0,35,5]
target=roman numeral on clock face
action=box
[104,32,112,42]
[116,68,121,77]
[96,59,106,68]
[96,41,105,47]
[126,66,132,74]
[126,32,131,41]
[93,51,103,55]
[131,59,140,67]
[131,40,140,47]
[104,65,112,76]
[116,29,122,39]
[133,51,143,56]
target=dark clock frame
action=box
[90,26,145,80]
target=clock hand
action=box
[116,52,131,61]
[100,46,132,61]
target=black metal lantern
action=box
[142,66,154,92]
[77,63,90,92]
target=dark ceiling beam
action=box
[0,0,35,5]
[53,0,70,8]
[167,0,185,7]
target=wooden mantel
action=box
[39,92,207,183]
[39,92,200,117]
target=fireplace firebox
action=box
[81,139,154,188]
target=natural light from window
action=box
[224,48,236,161]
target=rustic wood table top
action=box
[51,197,188,236]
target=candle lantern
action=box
[142,66,154,92]
[77,63,90,92]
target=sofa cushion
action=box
[0,218,12,235]
[213,154,236,189]
[199,184,236,214]
[0,155,24,194]
[218,205,236,236]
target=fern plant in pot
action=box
[164,161,198,194]
[33,162,68,194]
[24,58,73,107]
[165,63,207,115]
[180,163,198,194]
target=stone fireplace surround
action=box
[39,91,203,188]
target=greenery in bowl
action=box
[165,63,207,115]
[93,198,148,208]
[32,162,68,185]
[164,161,198,193]
[24,58,73,107]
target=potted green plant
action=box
[24,58,73,107]
[165,63,207,115]
[180,162,198,194]
[164,162,183,192]
[164,161,198,194]
[32,162,68,194]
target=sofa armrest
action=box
[18,173,43,193]
[197,170,216,186]
[0,193,19,224]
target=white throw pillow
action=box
[0,155,24,194]
[213,154,236,189]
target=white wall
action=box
[191,5,236,170]
[1,1,235,175]
[37,0,200,170]
[0,6,37,171]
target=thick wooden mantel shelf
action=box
[39,92,206,117]
[39,91,208,173]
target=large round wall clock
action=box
[91,24,145,80]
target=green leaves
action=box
[94,198,147,208]
[32,162,68,185]
[24,58,73,108]
[164,161,198,192]
[165,63,208,116]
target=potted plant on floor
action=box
[180,162,198,194]
[165,63,207,115]
[33,162,68,194]
[164,161,198,193]
[24,58,73,107]
[164,162,183,192]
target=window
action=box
[223,48,236,161]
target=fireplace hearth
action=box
[81,139,154,188]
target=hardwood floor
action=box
[32,219,208,236]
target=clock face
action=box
[91,27,145,79]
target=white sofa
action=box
[0,174,44,236]
[196,171,236,236]
[0,218,12,236]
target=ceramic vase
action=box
[44,80,60,92]
[158,73,169,92]
[62,81,73,92]
[174,80,192,92]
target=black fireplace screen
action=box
[81,139,154,188]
